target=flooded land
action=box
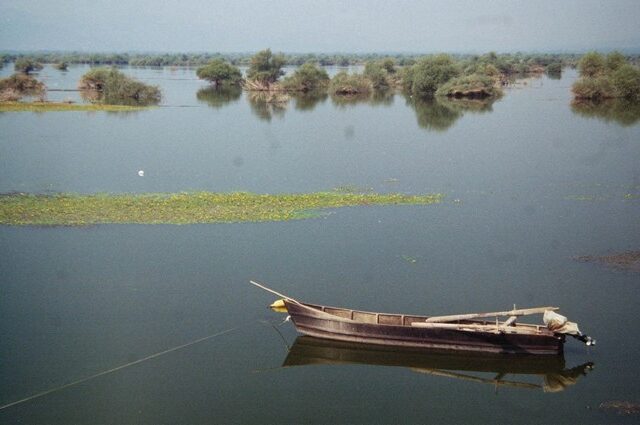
[1,64,639,424]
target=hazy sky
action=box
[1,0,639,53]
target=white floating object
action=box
[138,170,144,177]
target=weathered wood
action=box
[410,321,542,335]
[424,307,559,323]
[503,316,518,326]
[250,280,299,303]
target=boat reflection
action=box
[283,336,593,392]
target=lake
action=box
[1,65,639,424]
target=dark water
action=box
[1,65,639,424]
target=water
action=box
[1,65,639,424]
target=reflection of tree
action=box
[196,86,242,108]
[370,88,395,106]
[290,90,327,111]
[329,89,395,108]
[247,91,289,121]
[409,98,462,132]
[79,88,160,107]
[408,96,497,132]
[330,92,372,107]
[571,99,640,126]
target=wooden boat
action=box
[251,281,595,355]
[284,336,594,392]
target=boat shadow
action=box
[283,336,594,393]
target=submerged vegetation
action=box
[79,67,161,105]
[0,101,148,112]
[0,191,444,226]
[575,251,640,272]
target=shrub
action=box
[196,59,242,86]
[611,64,640,100]
[578,52,606,78]
[0,73,46,100]
[14,58,43,74]
[606,51,627,73]
[79,67,161,104]
[545,62,562,75]
[363,62,389,89]
[54,62,69,71]
[281,62,329,92]
[404,54,460,98]
[572,76,614,100]
[329,71,371,95]
[435,74,501,98]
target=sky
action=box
[1,0,639,53]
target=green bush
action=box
[611,64,640,100]
[572,76,614,100]
[545,62,562,75]
[435,74,501,98]
[606,51,627,72]
[196,59,242,86]
[573,52,640,101]
[329,71,371,95]
[363,62,389,89]
[0,73,46,100]
[404,54,460,98]
[79,68,161,105]
[281,62,329,92]
[14,58,43,74]
[578,52,606,78]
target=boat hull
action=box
[285,301,564,355]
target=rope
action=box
[0,326,239,411]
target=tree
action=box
[14,58,43,74]
[246,49,286,84]
[196,59,242,86]
[405,54,460,98]
[577,52,606,78]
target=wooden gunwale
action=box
[305,302,553,336]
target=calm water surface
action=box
[1,65,639,424]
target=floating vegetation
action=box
[332,185,374,194]
[0,101,148,112]
[401,255,418,264]
[0,191,444,226]
[599,400,640,415]
[574,251,640,272]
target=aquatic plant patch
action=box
[0,101,149,112]
[0,191,444,226]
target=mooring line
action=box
[0,326,240,411]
